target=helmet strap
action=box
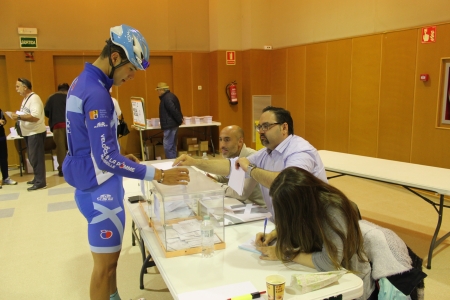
[107,41,130,79]
[108,57,129,79]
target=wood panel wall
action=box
[266,23,450,169]
[2,22,450,169]
[348,35,382,157]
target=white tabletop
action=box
[7,132,53,140]
[137,121,221,131]
[124,177,363,300]
[319,150,450,196]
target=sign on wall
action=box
[421,26,436,44]
[226,51,236,65]
[20,36,38,48]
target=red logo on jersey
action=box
[100,230,113,239]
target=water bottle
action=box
[202,152,208,160]
[201,215,214,257]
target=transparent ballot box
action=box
[141,164,225,257]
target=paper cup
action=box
[266,274,286,300]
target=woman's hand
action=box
[256,245,278,261]
[255,230,277,247]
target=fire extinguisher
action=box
[225,81,238,104]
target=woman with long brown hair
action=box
[256,167,374,299]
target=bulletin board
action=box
[131,97,147,129]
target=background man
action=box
[156,82,183,159]
[45,83,69,177]
[210,125,264,206]
[11,78,47,191]
[174,106,327,220]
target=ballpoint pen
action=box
[227,291,266,300]
[262,218,268,242]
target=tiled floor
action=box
[0,165,449,299]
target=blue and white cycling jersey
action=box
[63,63,155,190]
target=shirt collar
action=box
[266,135,293,155]
[85,62,114,91]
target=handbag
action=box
[117,116,130,138]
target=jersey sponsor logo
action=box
[89,110,98,119]
[97,194,113,201]
[118,162,135,172]
[100,134,136,172]
[94,122,108,128]
[100,134,115,168]
[100,230,113,239]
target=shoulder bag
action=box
[117,115,130,138]
[15,93,34,137]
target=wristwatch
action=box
[17,115,21,120]
[246,163,256,178]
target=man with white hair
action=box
[155,82,183,158]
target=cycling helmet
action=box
[110,24,150,70]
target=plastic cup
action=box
[266,274,286,300]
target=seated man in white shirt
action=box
[210,125,264,206]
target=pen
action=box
[173,161,181,167]
[227,291,266,300]
[262,218,268,242]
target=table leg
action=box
[131,221,136,246]
[427,194,450,269]
[139,129,145,161]
[140,254,156,290]
[14,139,25,177]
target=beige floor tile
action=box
[1,167,449,299]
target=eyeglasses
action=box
[256,122,280,132]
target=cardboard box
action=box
[183,137,197,145]
[182,137,198,150]
[198,141,208,151]
[187,151,198,157]
[177,150,188,156]
[186,144,199,151]
[144,140,155,161]
[154,144,166,160]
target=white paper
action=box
[5,111,13,119]
[238,238,262,254]
[9,127,18,137]
[178,281,258,300]
[15,111,25,115]
[151,161,177,170]
[228,157,245,196]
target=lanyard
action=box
[20,92,34,111]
